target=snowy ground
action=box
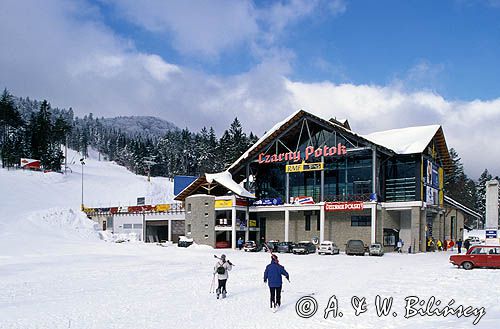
[1,151,499,329]
[1,246,499,329]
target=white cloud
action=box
[107,0,259,58]
[106,0,346,58]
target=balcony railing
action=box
[385,177,416,202]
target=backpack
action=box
[217,265,225,275]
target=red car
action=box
[449,245,500,270]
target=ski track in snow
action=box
[1,150,500,328]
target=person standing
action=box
[214,254,233,299]
[237,237,244,250]
[396,239,403,253]
[436,239,442,251]
[264,254,289,312]
[457,239,463,254]
[464,239,471,253]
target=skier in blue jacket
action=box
[264,254,289,311]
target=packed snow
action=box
[362,125,441,154]
[1,149,499,329]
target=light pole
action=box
[80,158,85,210]
[144,157,156,182]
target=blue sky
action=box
[1,0,500,177]
[93,0,500,100]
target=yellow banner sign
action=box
[215,200,233,208]
[249,220,257,227]
[286,162,324,173]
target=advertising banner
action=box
[290,196,315,205]
[253,198,283,206]
[286,162,324,173]
[324,201,364,212]
[215,200,233,208]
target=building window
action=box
[133,224,143,229]
[204,223,209,229]
[204,234,209,239]
[187,224,191,234]
[123,224,133,229]
[316,211,320,231]
[383,229,397,246]
[305,214,311,231]
[205,202,209,206]
[187,203,192,212]
[205,213,209,217]
[351,216,371,227]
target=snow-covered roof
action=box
[444,195,482,220]
[205,171,255,199]
[362,125,441,155]
[174,171,255,201]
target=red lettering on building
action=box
[324,201,364,212]
[258,144,347,164]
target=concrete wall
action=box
[262,209,374,251]
[185,195,216,247]
[444,207,465,241]
[325,210,372,250]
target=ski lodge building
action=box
[175,110,481,252]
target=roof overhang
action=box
[174,171,255,202]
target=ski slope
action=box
[1,151,499,329]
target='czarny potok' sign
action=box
[258,144,347,164]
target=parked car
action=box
[292,241,316,254]
[369,243,384,256]
[264,240,280,252]
[215,240,230,249]
[178,236,193,248]
[277,242,295,253]
[346,239,366,256]
[450,245,500,270]
[243,240,262,252]
[318,241,340,255]
[465,236,483,246]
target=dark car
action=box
[292,241,316,254]
[450,245,500,270]
[178,236,193,248]
[346,239,365,256]
[243,240,262,252]
[277,242,295,253]
[263,240,280,252]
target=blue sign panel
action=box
[253,198,283,206]
[485,230,498,239]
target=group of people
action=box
[213,252,289,312]
[426,237,468,253]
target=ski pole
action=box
[210,273,216,293]
[213,254,235,266]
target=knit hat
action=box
[221,254,226,260]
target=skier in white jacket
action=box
[214,254,233,299]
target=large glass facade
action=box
[383,156,418,202]
[324,151,372,202]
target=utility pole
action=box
[80,157,85,210]
[143,157,156,182]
